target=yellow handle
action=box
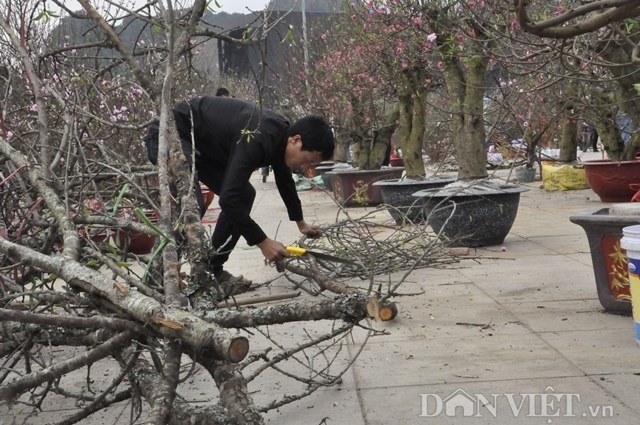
[286,246,307,256]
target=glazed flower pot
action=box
[327,167,405,207]
[413,183,527,247]
[582,159,640,202]
[570,206,637,315]
[373,176,456,224]
[200,183,215,210]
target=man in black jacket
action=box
[144,96,334,290]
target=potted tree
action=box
[582,91,640,202]
[397,2,527,246]
[321,6,455,216]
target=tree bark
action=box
[0,238,248,363]
[398,69,427,179]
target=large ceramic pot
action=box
[582,159,640,202]
[413,183,528,247]
[570,205,638,315]
[327,167,404,207]
[373,176,456,224]
[200,183,215,210]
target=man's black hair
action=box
[215,87,230,97]
[287,115,334,161]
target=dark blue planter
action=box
[413,184,527,247]
[373,177,456,224]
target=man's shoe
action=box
[214,270,253,297]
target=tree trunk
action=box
[558,79,579,162]
[398,69,427,180]
[592,89,625,160]
[443,54,489,180]
[559,119,578,162]
[333,127,351,163]
[600,40,640,160]
[370,106,399,169]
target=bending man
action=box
[145,96,334,290]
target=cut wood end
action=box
[378,303,398,321]
[228,336,249,363]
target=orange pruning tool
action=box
[286,246,354,265]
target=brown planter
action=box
[570,206,636,315]
[327,168,404,207]
[200,183,215,210]
[582,159,640,202]
[115,209,159,255]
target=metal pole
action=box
[301,0,310,97]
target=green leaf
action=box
[634,83,640,95]
[143,237,169,280]
[133,207,173,242]
[111,184,130,216]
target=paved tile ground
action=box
[3,151,640,424]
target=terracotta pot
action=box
[326,167,405,207]
[389,157,404,167]
[570,206,637,315]
[373,177,455,224]
[413,184,527,247]
[200,184,215,210]
[115,209,159,255]
[582,159,640,202]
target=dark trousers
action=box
[196,161,257,274]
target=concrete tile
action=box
[457,255,597,303]
[502,299,631,333]
[350,333,582,389]
[358,376,638,424]
[594,373,640,417]
[538,329,640,375]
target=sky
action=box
[58,0,272,16]
[216,0,270,14]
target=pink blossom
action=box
[30,104,38,112]
[427,33,437,42]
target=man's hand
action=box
[257,238,289,262]
[297,220,322,239]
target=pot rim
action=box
[326,167,405,176]
[412,184,528,198]
[372,176,456,186]
[582,159,640,166]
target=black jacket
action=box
[173,96,302,245]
